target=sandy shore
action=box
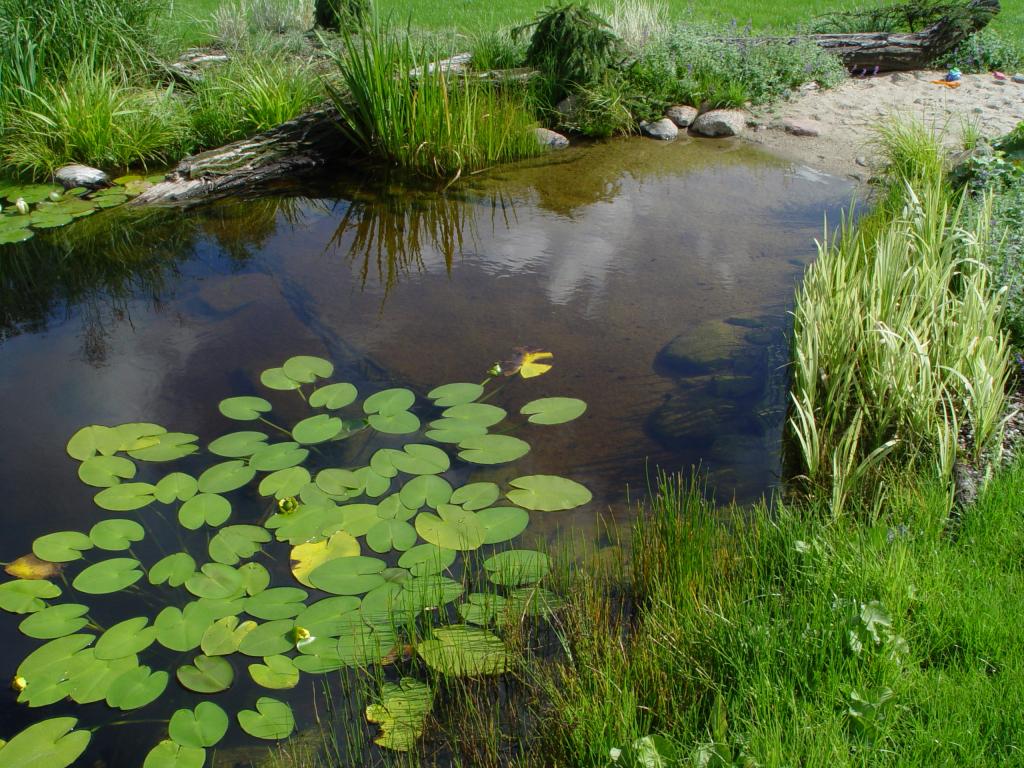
[745,70,1024,181]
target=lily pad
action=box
[67,652,139,705]
[218,396,272,421]
[89,519,145,551]
[370,449,402,478]
[4,184,62,204]
[127,432,198,462]
[66,425,122,460]
[239,562,271,596]
[457,434,530,465]
[248,655,299,690]
[506,475,592,511]
[237,619,295,657]
[177,654,234,693]
[290,532,360,588]
[477,506,530,544]
[95,617,157,659]
[32,532,92,563]
[5,554,62,580]
[416,625,509,676]
[78,455,136,488]
[168,701,229,749]
[315,468,363,495]
[149,552,196,587]
[238,697,295,740]
[309,556,387,595]
[0,717,90,768]
[260,367,301,391]
[29,212,73,229]
[208,432,268,458]
[399,475,453,510]
[450,482,500,510]
[0,579,61,613]
[391,444,450,475]
[295,595,362,637]
[94,482,156,512]
[19,604,90,639]
[259,466,311,499]
[483,549,551,586]
[309,382,357,409]
[283,355,333,383]
[105,665,168,710]
[368,411,420,435]
[292,414,342,444]
[155,603,215,652]
[428,382,484,407]
[363,388,415,416]
[209,525,272,565]
[143,740,205,768]
[442,403,507,427]
[186,563,244,600]
[520,397,587,424]
[366,677,433,751]
[415,506,486,551]
[249,442,308,472]
[458,592,508,626]
[154,473,199,503]
[366,519,418,553]
[244,587,307,620]
[398,543,457,577]
[73,558,142,594]
[0,226,33,244]
[425,418,488,444]
[178,493,232,530]
[198,460,255,494]
[336,503,381,537]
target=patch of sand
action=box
[745,70,1024,181]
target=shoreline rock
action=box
[691,110,748,138]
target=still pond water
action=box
[0,136,851,764]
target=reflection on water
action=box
[0,136,852,762]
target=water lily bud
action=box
[487,362,502,377]
[48,190,62,202]
[290,626,312,649]
[278,496,299,515]
[14,198,29,215]
[11,675,26,693]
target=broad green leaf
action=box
[354,466,391,497]
[260,367,300,391]
[415,506,486,551]
[506,475,592,511]
[112,423,167,451]
[78,455,136,488]
[391,444,450,475]
[143,740,205,768]
[377,494,416,521]
[315,468,362,495]
[67,651,137,704]
[0,226,32,244]
[17,634,93,683]
[197,596,246,620]
[458,592,508,626]
[155,603,214,652]
[248,655,299,690]
[245,587,307,620]
[450,482,500,510]
[168,702,229,749]
[398,544,456,577]
[154,473,199,503]
[179,493,231,530]
[370,448,402,478]
[335,623,398,666]
[425,418,487,444]
[309,382,357,409]
[149,552,196,587]
[73,558,142,594]
[95,617,157,659]
[457,434,530,465]
[309,556,386,595]
[0,579,61,613]
[365,677,433,751]
[218,396,272,421]
[266,504,340,545]
[397,575,463,613]
[282,355,333,383]
[416,626,509,676]
[428,382,484,407]
[186,563,244,600]
[366,519,417,553]
[295,595,362,637]
[477,506,530,544]
[363,388,415,416]
[19,604,89,639]
[32,532,92,563]
[94,482,156,512]
[127,432,198,462]
[238,697,295,740]
[4,183,61,203]
[209,525,271,565]
[239,562,271,596]
[177,654,234,693]
[0,717,90,768]
[290,532,360,588]
[292,414,342,444]
[249,442,308,472]
[399,475,453,510]
[520,397,587,425]
[66,425,122,460]
[89,519,144,551]
[441,403,506,427]
[105,665,168,710]
[237,619,295,657]
[198,460,255,494]
[483,549,551,586]
[506,585,564,618]
[368,411,420,435]
[258,466,311,498]
[336,503,380,537]
[208,432,268,458]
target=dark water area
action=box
[0,136,852,764]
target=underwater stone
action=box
[655,319,748,376]
[710,374,763,400]
[54,164,110,190]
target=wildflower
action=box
[502,348,554,379]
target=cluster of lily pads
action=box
[0,353,589,767]
[0,175,163,245]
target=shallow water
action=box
[0,136,851,761]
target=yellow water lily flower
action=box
[11,676,26,693]
[503,349,554,379]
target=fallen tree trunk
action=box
[722,0,999,72]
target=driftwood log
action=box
[134,0,998,205]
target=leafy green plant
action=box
[0,353,589,765]
[938,27,1024,74]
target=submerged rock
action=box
[665,105,698,128]
[711,374,763,400]
[640,118,679,141]
[655,319,748,376]
[534,127,570,149]
[691,110,747,137]
[647,389,765,449]
[54,164,109,190]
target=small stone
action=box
[691,109,747,138]
[783,118,824,137]
[1012,74,1024,84]
[640,118,679,141]
[890,72,908,82]
[533,127,569,150]
[799,81,820,92]
[855,156,869,167]
[53,164,109,190]
[664,105,698,128]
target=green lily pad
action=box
[5,184,62,204]
[366,677,433,751]
[89,519,145,551]
[520,397,587,424]
[112,423,167,451]
[208,432,268,458]
[17,633,93,686]
[457,434,530,465]
[249,442,308,472]
[428,382,484,407]
[265,504,339,545]
[415,506,486,551]
[364,388,415,416]
[309,382,357,409]
[506,585,565,617]
[336,622,398,666]
[127,432,198,462]
[237,619,295,656]
[483,549,551,586]
[458,592,509,626]
[154,472,199,503]
[32,532,93,563]
[73,558,143,594]
[399,475,453,510]
[477,506,530,544]
[66,650,137,705]
[309,556,387,595]
[377,494,417,521]
[368,411,420,435]
[260,367,301,391]
[0,227,33,244]
[78,455,136,487]
[209,525,272,565]
[96,617,157,659]
[366,519,418,553]
[155,603,215,652]
[66,425,121,460]
[416,625,509,676]
[329,503,376,537]
[219,396,272,421]
[506,475,592,511]
[258,466,311,499]
[370,448,402,478]
[292,414,343,445]
[450,482,500,510]
[239,562,271,596]
[19,604,90,639]
[244,587,307,620]
[295,595,362,637]
[238,697,295,740]
[94,194,127,208]
[149,552,196,587]
[198,460,255,494]
[398,543,456,577]
[315,468,362,496]
[186,563,244,600]
[0,579,61,613]
[179,493,232,530]
[442,403,506,427]
[200,616,255,656]
[94,482,156,511]
[168,701,229,749]
[29,212,73,229]
[143,740,206,768]
[391,444,450,475]
[105,665,168,710]
[424,418,488,444]
[354,466,391,497]
[248,655,300,690]
[0,717,90,768]
[177,654,234,693]
[397,575,464,613]
[283,355,334,383]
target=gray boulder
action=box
[640,118,679,141]
[665,105,698,128]
[54,164,109,190]
[783,118,825,137]
[534,128,570,150]
[691,110,747,137]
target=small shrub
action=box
[557,73,634,137]
[987,185,1024,344]
[938,28,1024,73]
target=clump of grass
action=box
[556,73,634,137]
[2,63,191,177]
[212,0,313,45]
[468,29,527,71]
[327,21,542,179]
[599,0,669,49]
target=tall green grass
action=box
[787,122,1010,516]
[327,21,542,179]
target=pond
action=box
[0,136,852,765]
